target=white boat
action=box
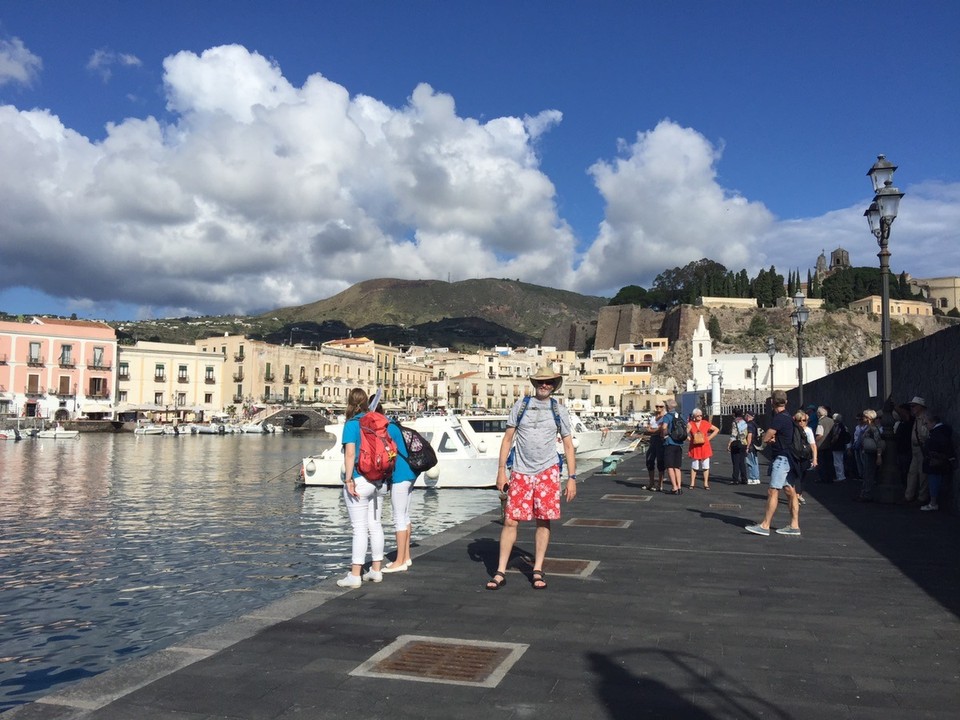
[299,414,498,489]
[459,411,627,459]
[240,420,272,434]
[36,424,80,440]
[133,423,165,436]
[194,423,227,435]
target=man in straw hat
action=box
[485,366,577,591]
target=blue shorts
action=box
[768,455,794,490]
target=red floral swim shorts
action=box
[506,464,561,521]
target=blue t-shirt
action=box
[342,413,416,482]
[663,411,683,447]
[769,410,794,458]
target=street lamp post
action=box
[766,337,776,399]
[864,155,904,404]
[751,355,759,405]
[790,292,810,409]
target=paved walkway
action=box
[11,445,960,720]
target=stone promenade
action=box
[10,446,959,720]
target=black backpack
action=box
[790,421,813,464]
[668,413,688,443]
[392,422,438,475]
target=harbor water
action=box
[0,432,501,713]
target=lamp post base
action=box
[875,443,905,504]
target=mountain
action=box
[260,278,608,340]
[110,278,609,350]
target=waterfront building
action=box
[0,317,116,420]
[117,341,224,421]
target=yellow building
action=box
[117,341,224,420]
[908,276,960,313]
[849,295,933,317]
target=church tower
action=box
[690,314,712,390]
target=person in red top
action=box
[687,408,720,489]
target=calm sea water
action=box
[0,432,500,713]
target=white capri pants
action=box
[343,477,387,565]
[390,480,414,532]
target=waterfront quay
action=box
[11,447,959,720]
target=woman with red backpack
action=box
[336,387,391,589]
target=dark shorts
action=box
[664,444,683,469]
[646,437,664,471]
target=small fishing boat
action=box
[299,414,498,489]
[36,424,80,440]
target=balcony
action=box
[53,388,75,398]
[87,362,112,370]
[118,372,130,381]
[154,375,167,382]
[25,386,45,397]
[177,376,189,384]
[232,394,244,403]
[0,354,6,364]
[313,377,322,385]
[59,360,76,369]
[89,391,110,399]
[282,374,293,384]
[264,373,275,382]
[204,377,216,384]
[233,353,245,362]
[27,357,44,367]
[232,372,244,382]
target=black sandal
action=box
[531,570,547,590]
[485,572,506,591]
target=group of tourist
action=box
[335,374,955,591]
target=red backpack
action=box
[356,412,398,481]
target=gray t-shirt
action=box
[508,397,572,475]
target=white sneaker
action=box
[336,573,362,588]
[362,569,383,582]
[382,560,411,573]
[747,479,760,485]
[920,503,939,512]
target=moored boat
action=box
[36,424,80,440]
[459,410,627,458]
[299,414,497,489]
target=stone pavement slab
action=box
[9,443,960,720]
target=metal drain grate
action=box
[513,557,599,578]
[564,518,632,528]
[709,503,742,510]
[351,635,528,687]
[601,493,651,502]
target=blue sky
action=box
[1,1,958,320]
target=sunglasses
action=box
[655,405,664,408]
[535,381,555,387]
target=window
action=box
[594,394,601,405]
[178,365,188,381]
[58,376,71,395]
[155,363,166,381]
[89,377,107,397]
[236,384,243,398]
[608,396,615,407]
[59,344,73,366]
[118,391,128,402]
[204,393,212,404]
[154,392,163,404]
[205,366,215,382]
[177,392,186,406]
[28,341,42,364]
[92,346,104,368]
[119,361,129,379]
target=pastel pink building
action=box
[0,317,117,419]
